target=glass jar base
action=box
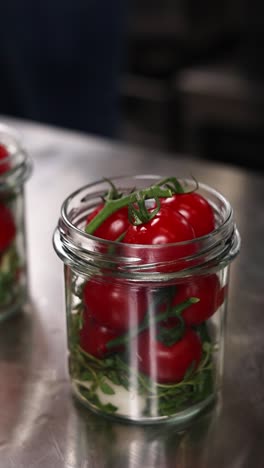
[71,381,217,427]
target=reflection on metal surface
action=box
[0,118,263,467]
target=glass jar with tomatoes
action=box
[53,175,240,425]
[0,125,32,321]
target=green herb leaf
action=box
[103,403,118,412]
[183,362,196,381]
[0,245,21,307]
[81,370,94,381]
[99,381,115,395]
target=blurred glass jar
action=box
[0,125,32,321]
[53,175,240,425]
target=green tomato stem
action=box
[85,185,173,235]
[106,297,199,350]
[155,177,185,194]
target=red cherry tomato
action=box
[0,203,16,252]
[0,144,10,175]
[123,206,195,246]
[137,328,202,383]
[80,315,122,358]
[83,277,147,332]
[160,193,215,237]
[169,275,225,326]
[86,204,129,241]
[123,206,196,269]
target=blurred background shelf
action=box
[1,0,264,172]
[120,0,264,171]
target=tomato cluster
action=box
[80,184,226,384]
[0,144,16,254]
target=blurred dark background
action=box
[1,0,264,171]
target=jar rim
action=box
[54,175,240,279]
[0,124,32,190]
[61,175,233,247]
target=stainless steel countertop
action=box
[0,118,263,468]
